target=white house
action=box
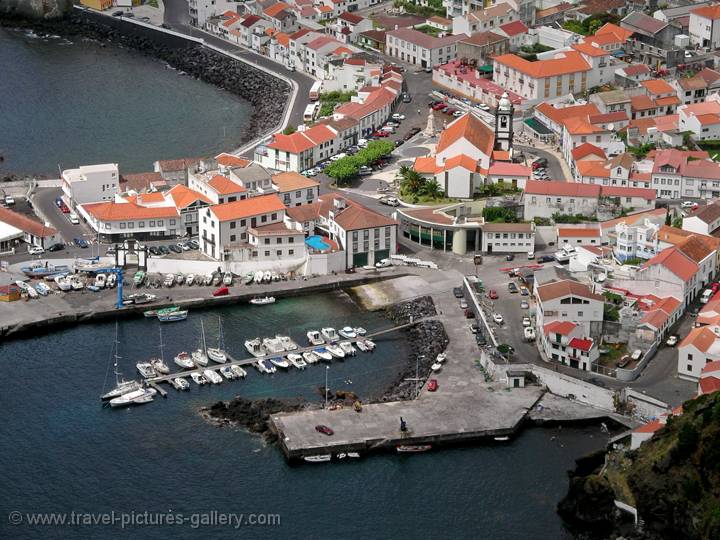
[487,162,531,189]
[386,28,467,69]
[271,172,320,207]
[61,163,119,208]
[481,222,535,254]
[678,325,720,381]
[541,320,599,371]
[689,4,720,49]
[683,200,720,236]
[534,279,605,338]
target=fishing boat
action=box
[127,292,156,305]
[263,270,272,283]
[245,338,266,357]
[207,317,227,363]
[338,326,356,339]
[339,341,356,356]
[86,284,100,293]
[171,377,190,391]
[95,273,106,289]
[303,351,319,364]
[101,323,142,400]
[203,369,222,384]
[269,356,290,369]
[430,362,442,372]
[253,270,264,284]
[244,272,254,285]
[249,296,275,305]
[223,272,233,285]
[34,282,50,296]
[186,274,195,286]
[304,455,331,463]
[106,273,116,288]
[314,348,333,361]
[278,335,298,351]
[263,337,285,355]
[190,372,207,385]
[136,362,157,379]
[109,387,157,408]
[321,327,339,342]
[271,272,280,282]
[175,273,184,285]
[20,262,70,278]
[494,436,510,442]
[436,353,447,364]
[133,271,145,287]
[163,274,175,287]
[70,277,84,291]
[356,340,369,353]
[144,306,179,318]
[326,344,345,359]
[158,310,188,322]
[230,365,247,378]
[396,445,432,453]
[220,366,235,380]
[287,353,307,369]
[174,351,194,369]
[26,285,38,298]
[256,359,276,374]
[54,275,72,291]
[212,273,222,286]
[364,339,376,351]
[203,273,214,286]
[354,327,367,336]
[307,330,324,346]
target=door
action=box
[513,379,519,388]
[352,252,368,267]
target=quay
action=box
[146,321,420,386]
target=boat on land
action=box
[302,351,319,364]
[158,310,188,322]
[54,275,72,291]
[94,273,106,289]
[278,335,298,351]
[35,282,50,296]
[133,271,145,286]
[163,274,175,287]
[174,351,194,369]
[175,273,184,286]
[223,272,233,286]
[304,455,331,463]
[212,273,222,286]
[171,377,190,390]
[250,296,275,305]
[326,344,345,359]
[287,353,307,369]
[101,323,142,400]
[307,330,324,346]
[339,341,356,356]
[207,317,227,363]
[263,337,285,355]
[263,271,272,283]
[21,262,70,278]
[204,369,222,384]
[144,306,180,318]
[244,272,254,284]
[321,327,339,342]
[109,387,157,408]
[269,356,290,369]
[256,359,276,374]
[136,362,157,379]
[314,348,332,361]
[245,338,266,357]
[125,292,156,305]
[26,285,38,298]
[203,273,214,286]
[396,445,432,453]
[70,277,84,291]
[106,273,116,288]
[230,365,247,378]
[338,326,356,339]
[253,270,264,284]
[186,274,195,286]
[220,366,235,380]
[190,372,207,385]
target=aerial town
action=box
[2,0,720,537]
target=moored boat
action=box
[203,369,222,384]
[321,327,339,342]
[109,387,157,408]
[338,326,356,339]
[256,359,277,374]
[396,445,432,453]
[158,310,188,322]
[354,327,367,336]
[100,324,142,400]
[174,351,194,369]
[245,338,266,357]
[356,340,369,353]
[192,349,208,367]
[304,454,331,463]
[287,353,307,369]
[249,296,275,305]
[220,366,235,380]
[364,339,376,351]
[136,362,157,379]
[278,335,298,351]
[269,356,290,369]
[326,344,345,359]
[302,351,319,364]
[263,337,285,355]
[314,348,333,361]
[307,330,324,346]
[150,357,170,374]
[144,306,180,318]
[339,341,356,356]
[190,372,207,385]
[230,365,247,378]
[171,377,190,390]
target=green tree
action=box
[325,158,360,185]
[665,210,672,226]
[482,206,517,223]
[422,179,442,199]
[672,216,683,228]
[282,125,296,135]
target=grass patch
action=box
[598,342,626,367]
[697,141,720,161]
[415,25,442,37]
[147,0,159,7]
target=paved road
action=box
[515,144,566,181]
[33,187,89,244]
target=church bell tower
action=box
[494,92,514,153]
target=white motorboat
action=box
[106,273,116,288]
[364,339,376,351]
[314,348,333,361]
[256,359,276,374]
[321,327,339,342]
[307,330,324,346]
[354,327,367,336]
[339,341,356,356]
[220,366,235,380]
[204,273,214,286]
[356,340,369,353]
[430,362,442,372]
[338,326,356,339]
[436,353,447,364]
[164,274,175,287]
[326,344,345,359]
[136,362,157,379]
[396,445,432,453]
[287,353,307,369]
[223,272,233,286]
[35,282,50,296]
[175,273,185,286]
[230,365,247,378]
[109,387,157,408]
[54,275,71,291]
[70,277,84,291]
[245,338,266,357]
[171,377,190,390]
[100,324,142,400]
[304,455,331,463]
[204,369,222,384]
[271,272,280,282]
[269,356,290,369]
[263,270,272,283]
[150,357,170,374]
[278,335,298,351]
[263,337,285,355]
[26,285,38,298]
[94,273,106,288]
[253,270,264,284]
[186,274,195,286]
[303,351,319,364]
[15,280,28,292]
[190,372,207,385]
[174,351,194,369]
[212,273,222,286]
[250,296,275,305]
[347,452,361,458]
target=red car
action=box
[427,379,438,392]
[432,102,446,110]
[712,282,720,294]
[315,425,334,436]
[212,286,229,297]
[488,290,498,300]
[372,130,389,138]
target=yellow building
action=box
[80,0,113,11]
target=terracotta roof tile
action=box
[208,175,246,196]
[0,207,56,238]
[436,112,495,157]
[272,171,320,191]
[494,51,590,78]
[210,194,286,222]
[537,279,604,302]
[642,247,698,281]
[81,200,179,222]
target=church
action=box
[413,93,527,199]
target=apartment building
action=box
[61,163,119,208]
[689,4,720,49]
[535,279,605,338]
[386,28,466,68]
[541,320,599,371]
[678,325,720,381]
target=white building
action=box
[689,4,720,49]
[678,325,720,381]
[614,218,661,262]
[189,0,237,28]
[683,200,720,236]
[61,163,119,208]
[271,172,320,207]
[541,320,599,371]
[481,222,535,254]
[386,28,467,69]
[534,279,605,338]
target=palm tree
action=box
[423,179,442,199]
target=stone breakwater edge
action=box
[0,10,294,171]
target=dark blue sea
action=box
[0,291,604,539]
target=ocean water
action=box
[0,292,605,539]
[0,28,250,176]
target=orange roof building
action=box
[435,112,495,167]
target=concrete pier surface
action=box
[529,393,640,429]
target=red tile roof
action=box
[210,194,286,222]
[535,102,600,126]
[499,20,528,37]
[0,207,56,238]
[319,192,397,231]
[702,360,720,374]
[537,279,603,302]
[572,142,606,160]
[81,200,179,222]
[692,4,720,20]
[436,113,495,157]
[568,337,593,351]
[215,152,250,168]
[642,247,699,281]
[524,180,600,197]
[494,51,590,78]
[208,175,246,196]
[166,185,212,209]
[634,418,664,434]
[488,162,530,176]
[543,320,577,336]
[699,376,720,395]
[557,227,600,238]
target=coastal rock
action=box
[204,397,310,441]
[0,0,71,20]
[557,474,617,537]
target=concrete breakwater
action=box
[0,12,291,151]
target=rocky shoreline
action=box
[0,12,291,156]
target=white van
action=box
[701,289,714,304]
[69,213,80,225]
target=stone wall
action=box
[0,0,71,19]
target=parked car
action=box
[520,286,529,296]
[505,254,515,261]
[712,282,720,294]
[315,425,334,436]
[464,308,475,319]
[427,379,438,392]
[630,349,642,361]
[493,313,504,324]
[617,356,631,369]
[112,10,123,16]
[402,93,412,103]
[168,245,182,254]
[666,335,678,346]
[508,282,518,293]
[358,165,372,176]
[539,255,555,263]
[681,201,696,208]
[520,300,529,309]
[394,139,404,147]
[487,290,498,300]
[73,237,88,248]
[470,322,478,334]
[475,333,487,346]
[392,113,405,120]
[149,246,160,256]
[68,213,80,224]
[188,240,199,249]
[522,317,531,327]
[459,299,468,309]
[453,287,464,298]
[452,110,463,117]
[106,246,116,255]
[158,245,169,255]
[27,245,45,255]
[379,196,400,207]
[47,243,65,252]
[432,102,446,110]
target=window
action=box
[578,311,583,317]
[271,213,277,220]
[158,220,163,226]
[139,222,144,228]
[688,353,693,361]
[276,238,282,244]
[128,222,134,229]
[120,223,126,229]
[276,250,282,256]
[170,219,176,225]
[289,237,294,243]
[261,215,267,223]
[264,251,270,257]
[289,249,294,255]
[150,221,155,227]
[230,222,236,229]
[241,219,246,227]
[230,235,236,242]
[264,238,270,245]
[687,364,692,372]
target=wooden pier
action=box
[145,321,420,387]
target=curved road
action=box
[514,144,567,181]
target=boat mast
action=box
[114,321,122,385]
[159,325,164,362]
[201,320,207,354]
[218,317,224,350]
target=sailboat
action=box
[149,326,170,375]
[100,323,142,400]
[191,320,209,367]
[207,316,227,363]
